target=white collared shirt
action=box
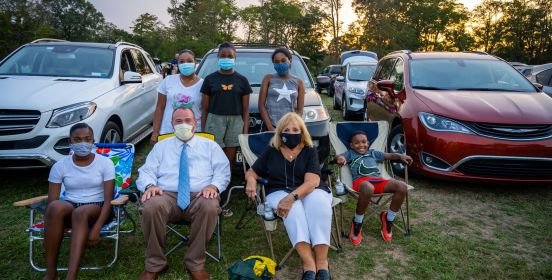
[136,135,230,193]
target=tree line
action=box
[1,0,551,73]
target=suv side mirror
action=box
[121,71,142,84]
[376,80,395,97]
[533,82,544,91]
[336,75,345,82]
[316,75,330,87]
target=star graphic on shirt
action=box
[274,84,296,103]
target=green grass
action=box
[1,94,552,279]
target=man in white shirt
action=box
[137,107,230,280]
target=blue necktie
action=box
[177,143,190,210]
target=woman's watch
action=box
[291,192,299,201]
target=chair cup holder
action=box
[263,219,278,231]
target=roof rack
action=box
[30,38,68,44]
[387,50,412,55]
[463,50,489,55]
[115,41,143,49]
[231,42,291,49]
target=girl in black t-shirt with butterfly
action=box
[201,42,252,163]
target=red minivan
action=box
[366,51,552,184]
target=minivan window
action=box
[536,69,552,86]
[410,59,537,92]
[0,45,115,78]
[374,58,396,81]
[197,52,313,88]
[389,59,404,92]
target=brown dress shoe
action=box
[138,270,159,280]
[188,269,210,280]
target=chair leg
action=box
[277,247,295,269]
[235,200,257,229]
[331,207,342,252]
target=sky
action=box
[89,0,482,35]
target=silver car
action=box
[527,63,552,97]
[333,62,377,120]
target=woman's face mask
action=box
[274,62,290,75]
[178,63,195,76]
[174,123,194,141]
[280,132,302,149]
[218,58,235,70]
[70,142,95,157]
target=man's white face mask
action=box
[174,123,194,141]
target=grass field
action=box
[1,94,551,279]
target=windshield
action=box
[348,64,376,81]
[197,52,313,88]
[409,59,537,92]
[0,45,115,78]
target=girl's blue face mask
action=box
[178,63,195,76]
[218,58,235,70]
[274,62,290,75]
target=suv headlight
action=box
[347,87,365,96]
[419,112,473,134]
[303,106,329,123]
[47,102,97,128]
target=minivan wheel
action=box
[388,124,406,176]
[100,121,122,143]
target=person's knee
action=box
[392,181,407,195]
[141,196,168,219]
[196,197,220,217]
[71,207,89,224]
[45,200,70,219]
[359,182,374,196]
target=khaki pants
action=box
[139,191,221,272]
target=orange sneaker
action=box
[380,211,393,241]
[349,219,363,245]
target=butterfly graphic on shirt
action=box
[221,84,234,91]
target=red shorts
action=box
[352,177,389,194]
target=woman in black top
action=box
[245,112,332,280]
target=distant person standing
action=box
[171,52,179,75]
[151,49,203,144]
[201,42,252,163]
[258,48,305,131]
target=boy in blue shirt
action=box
[335,131,412,244]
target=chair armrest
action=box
[13,195,48,207]
[111,195,129,206]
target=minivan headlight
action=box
[47,102,97,128]
[303,106,329,123]
[419,112,473,134]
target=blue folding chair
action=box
[13,143,137,272]
[329,121,413,237]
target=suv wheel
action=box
[328,81,334,97]
[100,121,122,143]
[342,98,352,120]
[333,94,340,110]
[388,124,406,176]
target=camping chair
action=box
[13,143,137,272]
[328,121,413,238]
[155,132,222,262]
[238,132,343,269]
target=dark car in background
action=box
[318,64,342,96]
[366,50,552,184]
[196,44,331,163]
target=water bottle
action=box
[335,179,346,196]
[263,203,275,221]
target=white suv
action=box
[0,39,161,168]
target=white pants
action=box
[266,189,333,247]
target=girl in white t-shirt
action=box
[43,123,115,280]
[151,49,204,143]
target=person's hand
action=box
[150,133,159,145]
[245,178,256,199]
[141,186,163,202]
[401,155,413,165]
[87,227,101,247]
[276,195,295,218]
[336,156,347,166]
[198,185,218,199]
